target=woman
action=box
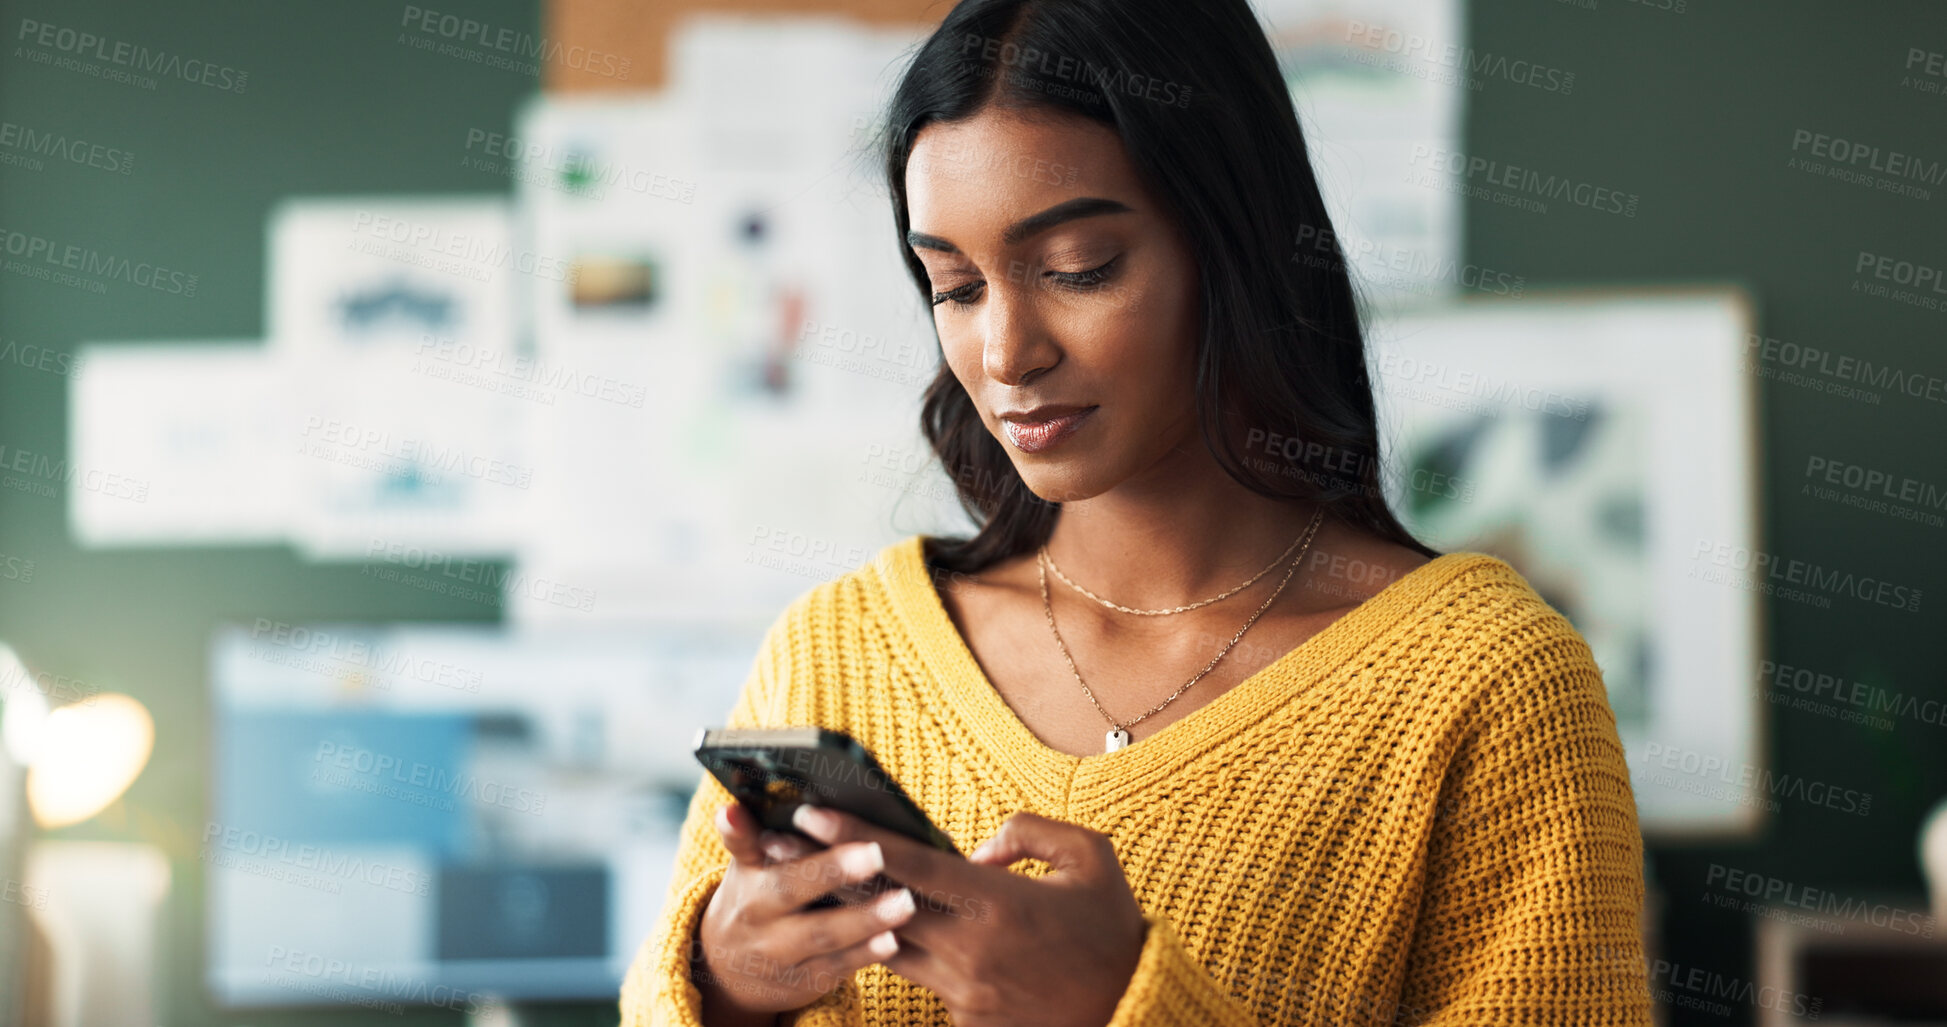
[623,0,1651,1023]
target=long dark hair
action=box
[877,0,1439,573]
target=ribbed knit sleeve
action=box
[619,602,865,1027]
[1391,624,1653,1026]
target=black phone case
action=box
[693,727,961,857]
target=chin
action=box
[1010,463,1112,506]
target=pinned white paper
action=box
[69,342,290,546]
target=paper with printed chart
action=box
[268,197,540,560]
[507,19,967,626]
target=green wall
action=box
[1468,1,1946,1022]
[0,0,588,1023]
[1,0,1942,1025]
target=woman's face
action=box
[905,106,1203,505]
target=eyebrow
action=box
[906,196,1134,255]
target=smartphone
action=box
[693,726,960,857]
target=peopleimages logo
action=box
[1343,22,1575,94]
[347,210,575,284]
[362,538,597,613]
[0,551,33,585]
[0,878,48,911]
[297,416,534,489]
[312,741,546,816]
[0,338,88,379]
[1639,742,1872,816]
[1742,331,1947,406]
[959,33,1193,108]
[0,658,98,705]
[1705,862,1935,937]
[262,945,486,1015]
[1802,454,1947,528]
[1789,128,1943,200]
[1407,144,1639,217]
[1790,130,1945,182]
[1855,250,1947,293]
[0,441,149,502]
[1689,538,1923,613]
[0,226,197,295]
[460,129,693,201]
[1851,250,1947,311]
[0,120,134,174]
[1371,351,1590,420]
[248,619,484,694]
[1293,224,1525,297]
[1647,959,1820,1020]
[1758,659,1947,731]
[202,821,431,896]
[414,333,648,408]
[398,5,631,80]
[14,18,249,92]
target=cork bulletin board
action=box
[545,0,944,93]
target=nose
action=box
[979,274,1059,387]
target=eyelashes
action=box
[929,254,1124,308]
[930,281,982,308]
[1053,255,1120,290]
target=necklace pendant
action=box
[1104,728,1131,752]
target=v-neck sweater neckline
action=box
[869,534,1494,813]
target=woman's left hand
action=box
[787,804,1148,1027]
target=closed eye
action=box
[930,255,1123,309]
[931,281,983,308]
[1046,254,1121,290]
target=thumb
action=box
[968,811,1110,874]
[715,801,767,867]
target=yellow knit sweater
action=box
[621,535,1653,1025]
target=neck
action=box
[1042,441,1332,610]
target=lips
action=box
[1000,406,1098,453]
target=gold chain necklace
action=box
[1038,508,1324,753]
[1040,516,1317,616]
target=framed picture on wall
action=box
[1367,288,1764,837]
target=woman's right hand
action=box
[692,802,917,1026]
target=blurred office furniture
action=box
[20,843,170,1027]
[1758,906,1947,1025]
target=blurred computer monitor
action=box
[203,619,761,1008]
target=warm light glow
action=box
[0,643,49,765]
[25,693,155,829]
